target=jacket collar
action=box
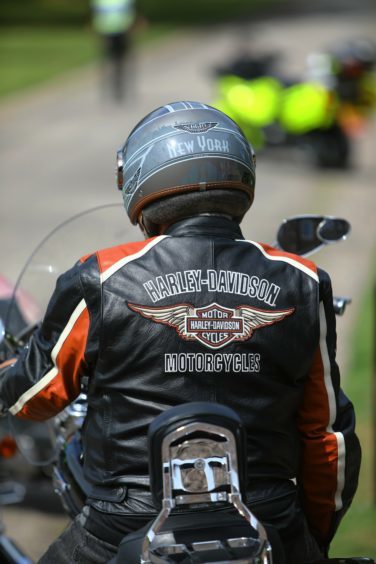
[165,215,244,240]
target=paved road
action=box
[0,6,375,561]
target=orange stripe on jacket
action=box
[297,346,339,541]
[16,306,90,421]
[80,239,160,275]
[258,242,318,275]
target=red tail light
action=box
[0,435,17,458]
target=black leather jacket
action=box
[0,215,360,544]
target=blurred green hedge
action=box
[137,0,280,25]
[0,0,280,27]
[0,0,90,26]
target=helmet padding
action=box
[141,189,252,236]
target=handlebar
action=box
[333,296,352,316]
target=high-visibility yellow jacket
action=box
[91,0,135,34]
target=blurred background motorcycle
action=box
[211,38,376,168]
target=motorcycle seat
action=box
[112,507,285,563]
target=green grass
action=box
[0,24,173,100]
[329,272,376,558]
[137,0,281,24]
[0,27,98,99]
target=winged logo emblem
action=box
[173,122,218,134]
[128,302,294,350]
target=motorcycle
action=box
[211,52,349,169]
[211,42,375,169]
[0,205,369,563]
[0,433,33,563]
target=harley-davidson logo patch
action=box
[128,301,294,350]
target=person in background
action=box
[91,0,137,101]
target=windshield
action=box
[1,203,134,466]
[5,203,131,332]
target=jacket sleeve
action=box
[297,268,361,547]
[0,256,99,421]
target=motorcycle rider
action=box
[0,101,361,563]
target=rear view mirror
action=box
[276,215,350,256]
[318,218,350,243]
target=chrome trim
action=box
[141,420,273,563]
[51,465,70,497]
[54,393,87,442]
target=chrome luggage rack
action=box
[142,419,272,563]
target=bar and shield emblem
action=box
[185,303,243,348]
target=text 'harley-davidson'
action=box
[0,205,370,564]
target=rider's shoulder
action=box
[78,237,163,276]
[247,240,319,281]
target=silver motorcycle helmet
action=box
[116,101,256,229]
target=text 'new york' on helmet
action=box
[116,101,256,226]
